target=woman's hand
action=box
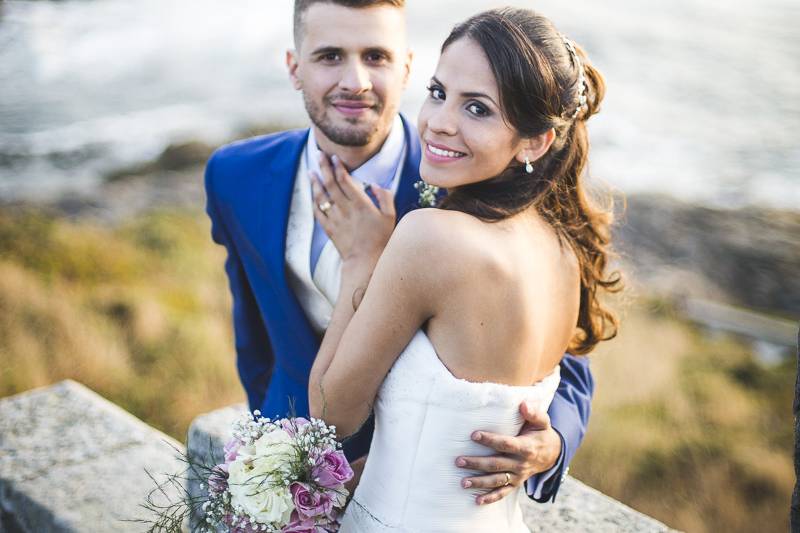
[311,153,396,269]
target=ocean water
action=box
[1,0,798,209]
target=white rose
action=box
[227,428,296,525]
[253,428,296,471]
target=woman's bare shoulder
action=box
[387,208,500,283]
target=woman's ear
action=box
[515,128,556,165]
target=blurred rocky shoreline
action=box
[2,138,798,323]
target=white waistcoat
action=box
[285,153,341,334]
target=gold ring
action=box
[318,201,332,214]
[503,472,511,487]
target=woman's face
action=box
[417,37,524,189]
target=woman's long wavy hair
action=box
[439,8,623,355]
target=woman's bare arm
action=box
[308,211,442,437]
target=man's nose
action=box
[338,59,372,94]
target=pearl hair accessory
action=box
[561,34,588,120]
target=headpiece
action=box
[560,34,587,120]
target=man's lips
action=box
[330,100,375,116]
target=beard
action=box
[303,92,390,147]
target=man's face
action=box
[287,3,411,147]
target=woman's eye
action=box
[427,86,445,100]
[467,102,488,117]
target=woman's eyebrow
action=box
[431,76,498,107]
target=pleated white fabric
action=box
[339,330,560,532]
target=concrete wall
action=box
[0,381,185,533]
[0,381,679,532]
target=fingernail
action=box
[456,458,466,467]
[472,432,482,442]
[462,480,472,488]
[331,154,339,165]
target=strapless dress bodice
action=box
[339,330,560,532]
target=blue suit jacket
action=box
[204,115,593,502]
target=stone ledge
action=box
[188,404,680,533]
[0,380,186,533]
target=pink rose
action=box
[291,482,335,519]
[281,417,310,437]
[223,438,242,463]
[312,450,353,488]
[282,513,319,533]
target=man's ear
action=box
[286,49,302,90]
[402,49,414,88]
[515,128,556,165]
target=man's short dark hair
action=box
[293,0,406,48]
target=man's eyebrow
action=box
[364,46,394,60]
[431,76,499,108]
[311,46,343,56]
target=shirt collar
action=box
[305,114,405,189]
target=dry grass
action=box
[0,207,245,438]
[0,206,794,532]
[574,296,794,532]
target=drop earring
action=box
[525,157,534,174]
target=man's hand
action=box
[456,401,561,505]
[311,153,396,267]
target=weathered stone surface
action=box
[188,404,679,532]
[0,380,186,532]
[521,478,676,532]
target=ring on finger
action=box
[503,472,511,487]
[318,201,333,214]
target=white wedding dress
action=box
[339,330,560,533]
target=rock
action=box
[0,380,186,532]
[155,141,215,172]
[616,194,800,317]
[187,404,679,532]
[105,140,214,182]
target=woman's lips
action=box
[424,142,467,163]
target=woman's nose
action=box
[426,105,458,136]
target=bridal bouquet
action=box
[141,410,354,533]
[197,411,354,533]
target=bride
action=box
[308,8,620,531]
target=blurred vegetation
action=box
[0,206,244,438]
[0,206,794,532]
[574,296,794,532]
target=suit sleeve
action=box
[526,353,594,503]
[205,153,274,410]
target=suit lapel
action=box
[259,130,309,284]
[256,130,322,384]
[394,114,423,219]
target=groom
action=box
[205,0,593,505]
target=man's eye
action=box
[366,53,386,63]
[427,86,445,101]
[467,102,488,116]
[321,53,341,62]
